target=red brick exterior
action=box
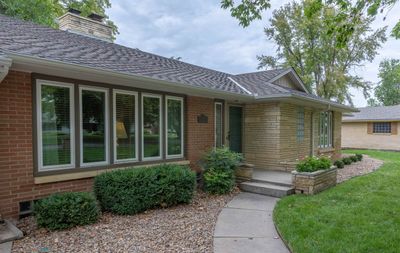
[186,96,216,171]
[0,70,216,219]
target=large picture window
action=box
[166,96,183,158]
[80,87,109,166]
[142,94,162,160]
[114,90,138,162]
[37,81,74,171]
[319,111,333,148]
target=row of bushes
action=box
[34,147,242,230]
[296,156,332,172]
[334,154,363,169]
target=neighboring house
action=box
[0,10,355,219]
[342,105,400,150]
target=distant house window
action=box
[373,122,391,133]
[297,107,305,141]
[319,111,333,148]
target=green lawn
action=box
[274,150,400,253]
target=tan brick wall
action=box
[244,102,342,171]
[186,96,215,171]
[342,121,400,150]
[0,71,94,219]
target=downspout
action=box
[0,55,12,83]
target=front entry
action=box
[228,106,243,153]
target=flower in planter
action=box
[296,156,332,172]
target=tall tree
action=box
[221,0,399,46]
[368,59,400,106]
[256,1,386,105]
[0,0,118,40]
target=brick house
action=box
[0,11,355,219]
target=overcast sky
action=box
[107,0,400,107]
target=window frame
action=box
[113,89,139,163]
[36,80,76,172]
[79,85,110,167]
[372,122,391,134]
[297,107,305,142]
[214,102,224,148]
[319,111,333,148]
[141,93,163,161]
[165,96,184,159]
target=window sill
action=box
[318,147,335,154]
[34,160,190,184]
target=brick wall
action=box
[185,96,215,171]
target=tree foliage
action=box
[368,59,400,106]
[257,1,386,105]
[0,0,118,40]
[221,0,399,46]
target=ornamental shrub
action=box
[334,160,345,169]
[296,156,332,172]
[350,155,358,163]
[356,153,363,161]
[203,169,235,194]
[94,164,196,215]
[202,147,243,173]
[342,157,352,165]
[34,192,100,230]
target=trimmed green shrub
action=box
[94,164,196,215]
[202,147,242,194]
[334,160,345,169]
[203,169,235,194]
[34,192,100,230]
[296,156,332,172]
[356,153,363,161]
[342,157,352,165]
[203,147,243,172]
[350,155,358,162]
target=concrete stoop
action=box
[0,219,23,253]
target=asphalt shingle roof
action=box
[343,105,400,121]
[0,14,296,97]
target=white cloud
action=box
[107,0,400,107]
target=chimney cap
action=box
[88,13,104,22]
[68,8,81,15]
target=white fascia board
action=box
[7,52,254,102]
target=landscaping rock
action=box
[337,155,383,183]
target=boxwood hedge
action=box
[94,164,196,215]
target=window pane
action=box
[167,98,182,156]
[116,93,136,160]
[215,103,223,147]
[143,96,161,158]
[41,85,72,166]
[373,122,391,133]
[297,108,305,141]
[82,89,106,163]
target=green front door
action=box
[229,106,243,153]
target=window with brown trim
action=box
[372,122,391,133]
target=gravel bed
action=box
[12,190,238,253]
[337,155,383,183]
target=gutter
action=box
[0,54,12,83]
[6,52,254,101]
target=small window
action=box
[373,122,391,133]
[319,111,333,148]
[166,96,184,158]
[142,94,162,160]
[297,107,305,141]
[114,90,138,162]
[37,81,75,171]
[215,102,223,147]
[80,87,109,166]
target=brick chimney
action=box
[58,8,113,42]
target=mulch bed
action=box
[337,155,383,183]
[12,190,238,253]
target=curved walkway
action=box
[213,192,290,253]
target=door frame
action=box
[227,104,244,153]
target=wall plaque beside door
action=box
[197,114,208,123]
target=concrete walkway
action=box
[213,192,290,253]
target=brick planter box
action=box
[292,167,337,195]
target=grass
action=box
[274,149,400,253]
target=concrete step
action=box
[0,220,23,244]
[251,178,292,187]
[240,181,294,198]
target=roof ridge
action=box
[234,68,290,77]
